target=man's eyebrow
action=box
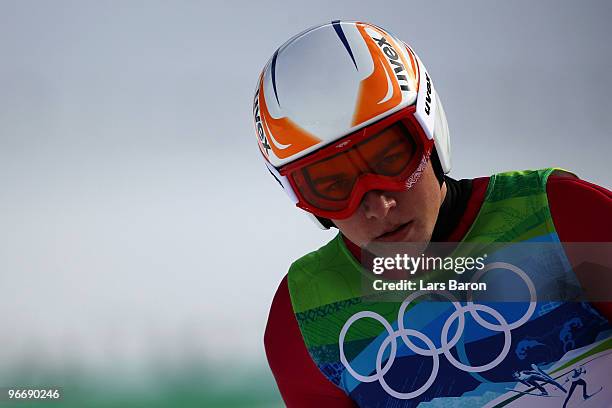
[311,173,349,186]
[368,138,404,163]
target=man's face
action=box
[332,161,445,247]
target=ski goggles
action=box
[279,105,434,219]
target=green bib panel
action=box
[287,169,611,407]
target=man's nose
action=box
[361,190,396,219]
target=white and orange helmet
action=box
[253,20,450,228]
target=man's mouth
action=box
[374,221,414,242]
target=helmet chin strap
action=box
[430,148,445,188]
[316,215,336,229]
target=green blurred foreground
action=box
[0,359,282,408]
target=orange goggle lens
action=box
[280,107,433,219]
[295,123,416,203]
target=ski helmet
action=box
[253,20,450,228]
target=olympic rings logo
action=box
[339,262,537,400]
